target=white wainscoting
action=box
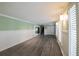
[0,30,37,52]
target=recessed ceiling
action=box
[0,2,69,25]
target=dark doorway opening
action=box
[40,25,44,35]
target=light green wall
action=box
[0,16,34,30]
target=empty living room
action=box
[0,0,79,59]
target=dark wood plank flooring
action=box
[0,35,62,56]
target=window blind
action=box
[69,5,77,56]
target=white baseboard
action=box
[57,39,65,56]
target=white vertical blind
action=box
[69,5,77,56]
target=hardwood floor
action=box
[0,35,62,56]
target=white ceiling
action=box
[0,2,69,25]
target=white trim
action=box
[0,13,35,25]
[57,39,65,56]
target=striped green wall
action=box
[0,16,34,30]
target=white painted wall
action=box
[56,4,77,56]
[44,25,55,35]
[56,19,68,56]
[56,21,62,42]
[0,30,37,52]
